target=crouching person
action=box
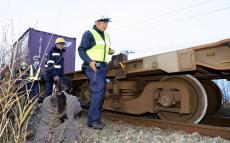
[33,76,81,143]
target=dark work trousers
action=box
[21,81,40,107]
[85,64,107,126]
[27,81,40,98]
[45,80,54,97]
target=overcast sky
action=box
[0,0,230,69]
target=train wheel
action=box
[200,80,223,115]
[157,75,207,123]
[79,83,92,106]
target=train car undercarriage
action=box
[67,38,230,123]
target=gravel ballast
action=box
[76,116,230,143]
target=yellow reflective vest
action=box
[86,29,111,62]
[29,65,41,81]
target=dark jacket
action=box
[78,25,106,65]
[45,47,65,81]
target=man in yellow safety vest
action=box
[28,55,41,98]
[78,15,115,130]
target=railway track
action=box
[202,116,230,127]
[81,110,230,140]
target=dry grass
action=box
[0,32,38,143]
[0,22,53,142]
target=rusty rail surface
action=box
[81,111,230,140]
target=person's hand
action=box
[54,76,60,81]
[89,61,97,72]
[109,48,115,55]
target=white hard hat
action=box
[33,55,40,61]
[95,15,112,22]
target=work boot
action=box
[99,121,106,127]
[89,121,105,130]
[37,96,45,103]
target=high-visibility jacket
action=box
[86,29,110,62]
[29,65,41,81]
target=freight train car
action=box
[13,28,76,74]
[68,38,230,124]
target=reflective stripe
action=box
[54,65,61,68]
[47,60,55,64]
[34,67,41,80]
[29,65,33,79]
[29,65,41,81]
[52,53,60,56]
[45,65,48,67]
